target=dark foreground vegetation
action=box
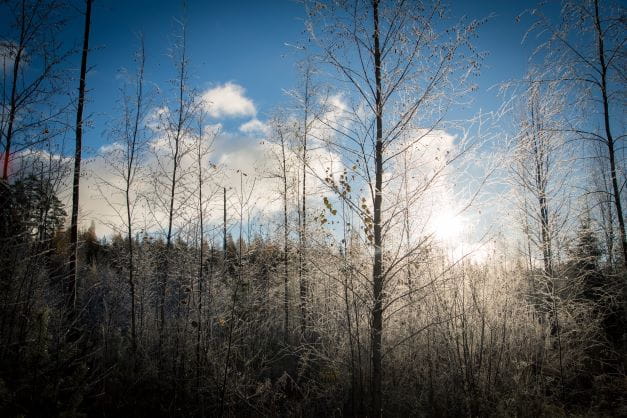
[1,176,626,416]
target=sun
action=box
[432,209,464,242]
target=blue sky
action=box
[77,0,554,154]
[83,0,305,151]
[2,0,570,246]
[56,0,560,245]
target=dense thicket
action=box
[0,178,625,416]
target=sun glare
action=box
[432,210,464,242]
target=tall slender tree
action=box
[125,38,146,356]
[286,58,327,339]
[148,18,196,349]
[68,0,93,314]
[189,107,218,390]
[268,116,294,342]
[97,36,148,355]
[1,0,69,181]
[528,0,626,266]
[527,0,627,357]
[510,79,571,396]
[511,80,570,279]
[298,60,313,338]
[307,0,483,413]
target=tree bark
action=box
[371,0,384,415]
[126,38,145,357]
[160,27,187,350]
[2,0,27,181]
[281,129,290,343]
[299,65,311,338]
[529,102,553,278]
[196,124,204,401]
[223,187,227,259]
[68,0,93,315]
[593,0,626,268]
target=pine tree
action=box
[570,216,603,301]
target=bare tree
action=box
[0,0,69,181]
[510,80,572,279]
[526,0,627,358]
[97,36,148,356]
[509,79,573,398]
[68,0,93,315]
[148,18,197,349]
[527,0,626,267]
[191,107,218,397]
[125,38,146,356]
[294,59,315,337]
[307,0,484,413]
[267,115,297,342]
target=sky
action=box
[76,0,551,154]
[82,0,305,151]
[91,1,551,242]
[2,0,570,258]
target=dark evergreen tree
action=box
[568,215,623,346]
[8,175,66,244]
[570,215,603,301]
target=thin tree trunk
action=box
[342,198,357,414]
[219,281,238,417]
[160,28,187,351]
[530,103,553,278]
[196,124,205,402]
[68,0,93,315]
[208,245,214,341]
[299,66,310,338]
[1,0,27,181]
[593,0,627,362]
[371,0,384,414]
[593,0,626,268]
[126,37,145,358]
[280,130,290,342]
[223,187,227,259]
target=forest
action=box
[0,0,626,416]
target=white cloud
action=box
[239,118,269,135]
[145,106,170,131]
[99,142,123,154]
[201,82,256,119]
